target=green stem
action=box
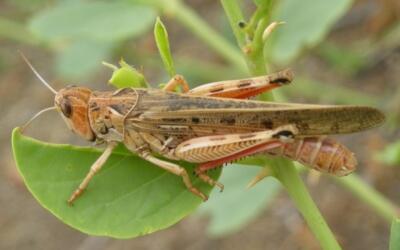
[220,0,246,48]
[220,2,341,249]
[269,159,342,250]
[248,0,273,31]
[334,174,399,223]
[248,16,270,75]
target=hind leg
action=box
[162,70,293,99]
[174,125,297,190]
[188,69,293,99]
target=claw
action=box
[195,170,224,192]
[216,182,224,192]
[246,167,270,189]
[188,186,208,201]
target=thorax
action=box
[88,88,139,142]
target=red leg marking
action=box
[197,141,283,173]
[210,84,281,99]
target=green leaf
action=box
[376,141,400,166]
[104,59,148,88]
[198,164,281,236]
[29,2,156,42]
[390,219,400,250]
[12,128,220,238]
[56,40,113,80]
[154,17,176,77]
[269,0,353,64]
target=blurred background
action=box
[1,0,399,249]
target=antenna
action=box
[18,51,58,95]
[20,106,57,133]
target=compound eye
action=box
[60,98,72,118]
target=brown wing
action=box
[125,88,385,137]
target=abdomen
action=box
[266,137,357,176]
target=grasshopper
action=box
[20,54,385,205]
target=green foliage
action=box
[104,60,148,88]
[29,2,156,42]
[282,77,380,106]
[56,40,113,79]
[318,42,367,76]
[10,0,397,244]
[0,17,38,45]
[268,0,353,64]
[390,219,400,250]
[28,1,156,79]
[221,1,343,248]
[377,141,400,166]
[199,164,281,236]
[154,17,176,77]
[12,129,220,238]
[334,175,398,223]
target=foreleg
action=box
[68,142,117,205]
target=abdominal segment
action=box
[266,137,357,176]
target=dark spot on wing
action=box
[220,117,236,125]
[191,117,200,124]
[262,119,274,129]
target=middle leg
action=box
[139,151,208,201]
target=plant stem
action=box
[220,0,246,48]
[220,1,341,249]
[334,174,399,223]
[269,159,342,250]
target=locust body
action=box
[21,55,385,204]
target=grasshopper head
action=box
[55,86,96,141]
